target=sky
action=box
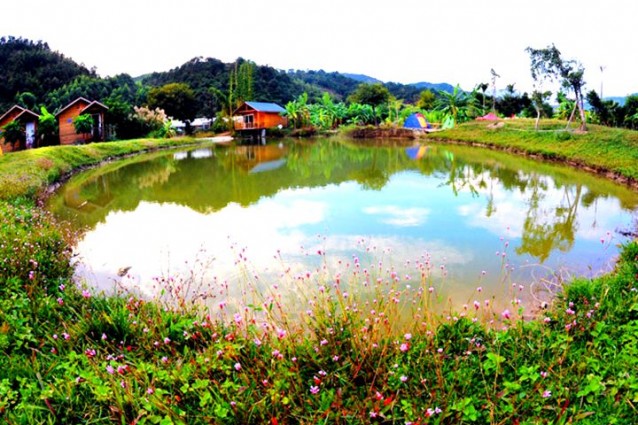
[5,0,638,97]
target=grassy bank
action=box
[1,131,637,423]
[429,119,638,188]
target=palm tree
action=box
[434,85,467,124]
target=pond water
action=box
[48,137,638,312]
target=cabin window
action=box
[244,114,254,128]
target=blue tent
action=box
[403,113,431,130]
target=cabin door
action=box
[91,113,103,140]
[244,114,254,129]
[25,122,36,149]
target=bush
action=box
[0,198,74,293]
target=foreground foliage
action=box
[1,131,637,423]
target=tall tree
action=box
[235,60,254,105]
[526,44,587,131]
[347,83,391,125]
[147,83,197,122]
[416,89,436,110]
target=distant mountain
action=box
[605,94,638,106]
[340,73,382,84]
[0,35,459,117]
[410,81,456,94]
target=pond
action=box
[47,137,638,314]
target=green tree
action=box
[284,93,310,129]
[434,84,467,123]
[529,90,553,130]
[38,106,58,146]
[475,82,489,113]
[416,89,436,110]
[1,120,24,150]
[586,90,621,127]
[15,92,37,110]
[496,84,531,118]
[73,114,94,140]
[348,83,391,125]
[147,83,197,123]
[235,60,255,105]
[622,95,638,130]
[526,44,587,131]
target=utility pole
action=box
[490,68,500,113]
[599,65,606,99]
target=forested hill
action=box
[0,36,451,117]
[0,36,93,112]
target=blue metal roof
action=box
[245,101,286,113]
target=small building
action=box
[0,105,40,153]
[56,97,109,145]
[191,117,213,132]
[233,101,287,132]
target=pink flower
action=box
[542,390,551,398]
[501,309,511,320]
[473,300,480,310]
[400,343,409,352]
[146,387,154,395]
[310,385,320,394]
[82,290,91,298]
[234,362,241,371]
[404,333,412,340]
[277,328,287,339]
[400,375,408,382]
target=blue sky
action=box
[6,0,638,96]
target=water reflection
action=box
[47,138,638,308]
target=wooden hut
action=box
[233,101,287,133]
[56,97,108,145]
[0,105,40,153]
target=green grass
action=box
[429,118,638,184]
[1,129,637,423]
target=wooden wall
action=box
[58,102,90,145]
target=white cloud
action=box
[363,205,430,227]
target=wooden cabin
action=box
[56,97,108,145]
[0,105,40,153]
[233,101,287,132]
